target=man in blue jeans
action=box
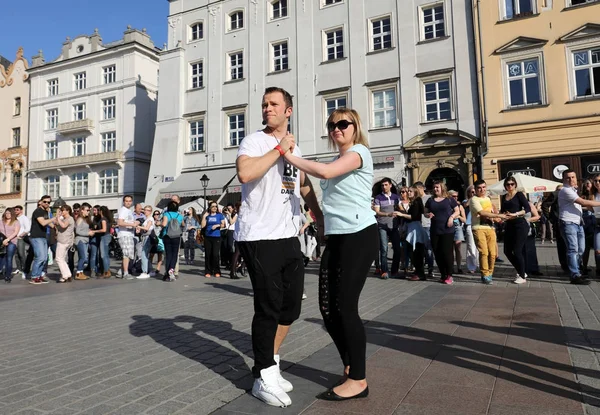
[373,178,401,279]
[28,196,55,285]
[558,170,600,285]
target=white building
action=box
[26,27,160,213]
[147,0,480,205]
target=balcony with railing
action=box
[29,151,123,171]
[56,119,94,135]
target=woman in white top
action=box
[283,108,377,402]
[591,173,600,277]
[136,206,155,279]
[54,205,75,283]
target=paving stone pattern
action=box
[1,242,599,414]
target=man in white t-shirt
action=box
[235,87,323,408]
[116,195,136,279]
[558,169,600,284]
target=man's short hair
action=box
[40,195,51,202]
[413,181,425,188]
[14,205,23,210]
[264,87,293,108]
[381,177,393,185]
[474,179,487,188]
[123,194,133,202]
[73,203,81,210]
[562,169,576,179]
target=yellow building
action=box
[0,47,29,208]
[473,0,600,184]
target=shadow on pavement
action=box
[129,315,336,393]
[304,316,600,405]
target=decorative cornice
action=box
[494,37,547,55]
[0,147,28,160]
[0,47,29,88]
[558,23,600,43]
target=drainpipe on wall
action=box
[476,0,489,180]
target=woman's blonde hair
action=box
[326,108,369,150]
[432,180,449,198]
[2,208,16,225]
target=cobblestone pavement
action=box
[0,242,599,414]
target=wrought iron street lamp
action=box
[52,195,65,210]
[200,174,210,211]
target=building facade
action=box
[474,0,600,185]
[26,28,160,213]
[0,47,29,209]
[146,0,480,205]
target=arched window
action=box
[43,175,60,199]
[229,10,244,31]
[11,171,22,193]
[70,172,88,196]
[189,22,203,41]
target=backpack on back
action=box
[164,213,182,238]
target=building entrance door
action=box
[425,168,466,200]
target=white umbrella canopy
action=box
[487,173,562,196]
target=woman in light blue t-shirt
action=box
[283,108,377,403]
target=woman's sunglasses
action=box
[327,120,354,132]
[505,182,516,187]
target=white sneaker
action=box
[136,273,150,279]
[273,355,293,392]
[251,366,291,407]
[21,271,26,280]
[168,269,176,282]
[12,270,19,275]
[116,269,123,279]
[513,275,527,284]
[302,293,307,300]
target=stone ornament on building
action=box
[0,47,29,87]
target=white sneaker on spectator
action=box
[136,273,150,279]
[12,270,19,275]
[273,355,293,392]
[116,269,123,279]
[252,365,291,407]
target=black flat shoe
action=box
[316,386,369,401]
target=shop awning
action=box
[158,167,241,199]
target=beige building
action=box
[473,0,600,184]
[0,47,29,209]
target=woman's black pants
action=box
[163,236,180,273]
[504,219,529,277]
[430,233,455,278]
[319,224,378,380]
[204,236,221,275]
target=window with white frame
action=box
[101,131,117,152]
[45,141,58,160]
[99,169,118,194]
[74,72,87,90]
[325,28,344,61]
[572,47,600,98]
[325,95,347,117]
[12,128,21,147]
[229,51,244,80]
[421,4,445,40]
[371,87,397,128]
[189,120,204,152]
[191,61,203,89]
[228,112,245,146]
[14,97,21,116]
[43,175,60,199]
[73,103,86,120]
[11,171,22,193]
[103,65,116,84]
[423,79,452,121]
[47,78,59,96]
[501,0,534,20]
[229,11,244,31]
[190,22,203,41]
[272,41,289,72]
[102,97,116,120]
[72,137,86,156]
[506,58,542,107]
[370,16,392,51]
[46,108,58,130]
[270,0,288,19]
[70,172,88,197]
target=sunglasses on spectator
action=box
[327,120,354,132]
[594,180,600,183]
[505,182,516,187]
[400,191,407,193]
[41,200,51,204]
